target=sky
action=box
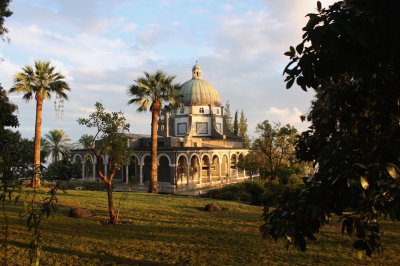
[0,0,337,143]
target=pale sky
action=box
[0,0,337,142]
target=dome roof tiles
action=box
[180,64,221,107]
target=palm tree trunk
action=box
[33,96,43,188]
[150,102,160,193]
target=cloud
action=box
[265,107,310,131]
[122,23,137,32]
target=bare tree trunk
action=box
[150,101,160,193]
[107,183,117,224]
[33,96,43,188]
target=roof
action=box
[180,64,221,107]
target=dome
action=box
[180,64,221,107]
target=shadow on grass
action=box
[7,239,172,266]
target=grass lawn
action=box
[1,189,400,265]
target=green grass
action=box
[1,189,400,265]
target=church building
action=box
[71,64,251,193]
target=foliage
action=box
[77,102,129,224]
[0,85,19,266]
[233,110,238,135]
[10,61,70,188]
[238,110,250,148]
[23,184,64,265]
[44,153,81,181]
[224,100,233,132]
[252,120,300,181]
[0,0,12,43]
[127,70,181,193]
[42,129,72,164]
[77,134,94,149]
[262,0,400,256]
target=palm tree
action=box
[78,134,94,149]
[127,70,181,193]
[10,61,70,187]
[43,129,72,164]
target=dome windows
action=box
[199,107,205,113]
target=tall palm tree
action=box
[78,134,94,149]
[43,129,72,164]
[10,61,70,187]
[127,70,181,193]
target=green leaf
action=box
[296,43,304,54]
[286,78,295,89]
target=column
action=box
[81,162,85,179]
[186,164,190,187]
[125,165,129,184]
[92,164,96,179]
[219,162,222,183]
[139,164,144,185]
[199,162,202,185]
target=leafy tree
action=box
[78,102,129,224]
[253,121,298,181]
[0,85,18,265]
[0,0,12,42]
[127,70,181,193]
[44,153,80,181]
[224,100,233,132]
[238,110,250,148]
[10,61,70,188]
[78,134,94,149]
[262,0,400,256]
[233,110,238,135]
[42,129,72,164]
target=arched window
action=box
[199,107,204,113]
[180,108,184,114]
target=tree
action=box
[0,0,12,42]
[224,100,233,132]
[9,61,70,188]
[233,110,239,135]
[261,0,400,256]
[78,134,94,149]
[238,110,250,148]
[78,102,129,224]
[127,70,181,193]
[43,129,72,164]
[253,121,298,181]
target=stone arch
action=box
[176,154,188,186]
[141,153,151,165]
[201,154,211,183]
[157,155,171,183]
[143,154,151,183]
[189,154,201,183]
[83,153,94,164]
[230,153,238,179]
[211,154,220,181]
[157,153,171,165]
[83,154,95,179]
[221,154,229,178]
[72,154,82,163]
[177,153,189,163]
[128,154,140,183]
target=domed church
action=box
[72,64,252,193]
